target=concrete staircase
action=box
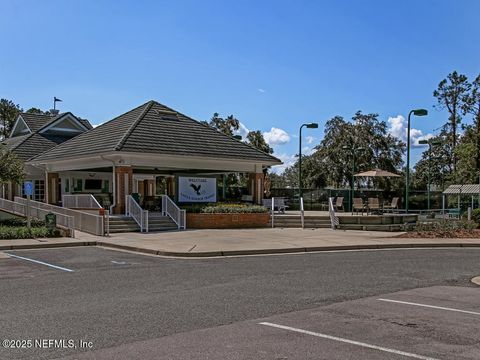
[108,214,178,233]
[148,213,178,232]
[271,215,331,228]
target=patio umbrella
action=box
[354,168,400,177]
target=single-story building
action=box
[2,100,281,214]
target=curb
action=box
[2,240,480,257]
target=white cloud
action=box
[257,88,266,93]
[233,121,250,139]
[387,115,434,148]
[263,127,291,146]
[271,153,296,173]
[306,135,316,145]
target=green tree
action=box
[205,113,240,136]
[245,130,273,154]
[433,71,471,174]
[0,145,25,184]
[412,127,453,190]
[26,107,49,115]
[461,74,480,171]
[0,99,23,139]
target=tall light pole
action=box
[406,109,428,212]
[419,138,442,211]
[299,123,319,200]
[343,145,364,212]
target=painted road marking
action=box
[378,298,480,316]
[6,253,74,272]
[259,322,439,360]
[111,260,128,265]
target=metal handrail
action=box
[62,194,102,209]
[125,195,149,232]
[161,195,186,230]
[1,198,75,237]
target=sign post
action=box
[24,181,33,229]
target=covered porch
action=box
[33,152,268,214]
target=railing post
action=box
[145,210,149,233]
[271,197,275,228]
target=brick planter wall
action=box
[186,213,270,229]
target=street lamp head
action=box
[306,122,319,129]
[412,109,428,116]
[418,139,429,145]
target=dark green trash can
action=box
[45,212,57,231]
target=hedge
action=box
[0,226,61,240]
[201,204,268,214]
[0,218,45,227]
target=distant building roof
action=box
[2,112,93,161]
[443,184,480,195]
[32,100,282,165]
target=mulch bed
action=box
[396,229,480,238]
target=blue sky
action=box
[1,0,479,172]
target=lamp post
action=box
[419,138,442,211]
[406,109,428,212]
[343,145,364,212]
[299,123,319,200]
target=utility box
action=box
[45,213,57,231]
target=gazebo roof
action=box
[443,184,480,195]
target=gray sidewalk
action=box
[3,228,479,257]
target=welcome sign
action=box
[178,176,217,203]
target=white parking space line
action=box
[378,298,480,316]
[6,253,74,272]
[259,322,439,360]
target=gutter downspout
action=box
[101,156,116,214]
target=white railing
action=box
[328,197,339,230]
[125,195,149,232]
[14,197,105,236]
[62,194,102,209]
[161,195,186,230]
[1,198,75,237]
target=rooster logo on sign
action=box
[190,183,202,195]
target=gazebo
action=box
[442,184,480,215]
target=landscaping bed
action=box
[0,218,62,239]
[396,220,480,238]
[184,203,270,229]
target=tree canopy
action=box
[0,145,24,184]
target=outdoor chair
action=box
[334,197,344,212]
[352,198,365,215]
[367,198,381,214]
[383,197,399,213]
[263,198,289,213]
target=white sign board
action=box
[178,177,217,203]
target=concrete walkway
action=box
[2,228,480,257]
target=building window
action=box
[34,180,45,202]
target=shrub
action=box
[0,226,61,240]
[412,220,477,237]
[0,218,45,227]
[472,208,480,225]
[201,203,268,214]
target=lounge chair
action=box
[367,198,381,214]
[352,198,365,215]
[383,197,399,213]
[334,197,344,212]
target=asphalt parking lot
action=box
[0,247,479,359]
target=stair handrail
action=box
[125,195,149,232]
[161,195,186,229]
